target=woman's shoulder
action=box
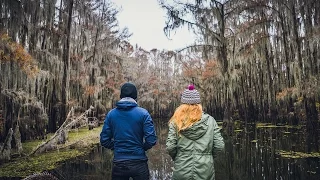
[202,112,215,120]
[202,112,219,125]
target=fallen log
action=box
[29,106,94,155]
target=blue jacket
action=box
[100,98,157,161]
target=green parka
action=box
[166,112,225,180]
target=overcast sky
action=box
[111,0,196,51]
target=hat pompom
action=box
[188,84,195,90]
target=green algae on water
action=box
[0,126,103,178]
[0,149,85,177]
[276,150,320,159]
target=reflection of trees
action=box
[49,121,320,180]
[218,125,320,180]
[148,120,320,180]
[117,121,320,180]
[148,119,173,180]
[52,146,113,180]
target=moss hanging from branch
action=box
[1,89,49,141]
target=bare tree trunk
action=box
[61,0,74,122]
[290,1,304,80]
[279,12,291,87]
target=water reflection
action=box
[215,123,320,180]
[52,119,320,180]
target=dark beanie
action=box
[120,82,137,99]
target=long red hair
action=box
[169,104,202,133]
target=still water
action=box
[52,119,320,180]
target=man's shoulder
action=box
[134,106,150,114]
[106,108,117,115]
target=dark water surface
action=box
[52,119,320,180]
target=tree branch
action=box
[176,44,219,53]
[161,4,222,44]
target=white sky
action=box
[111,0,196,51]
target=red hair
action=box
[169,104,202,133]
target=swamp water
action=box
[52,119,320,180]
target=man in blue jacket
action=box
[100,82,157,180]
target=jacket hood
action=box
[116,97,138,110]
[180,113,209,140]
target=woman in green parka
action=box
[166,85,225,180]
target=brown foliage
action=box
[0,33,39,77]
[201,60,219,79]
[276,87,298,100]
[84,85,97,96]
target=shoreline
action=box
[0,126,102,178]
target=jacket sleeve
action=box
[100,113,114,150]
[211,117,225,158]
[166,122,177,160]
[143,112,157,151]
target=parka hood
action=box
[116,97,138,110]
[180,113,209,140]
